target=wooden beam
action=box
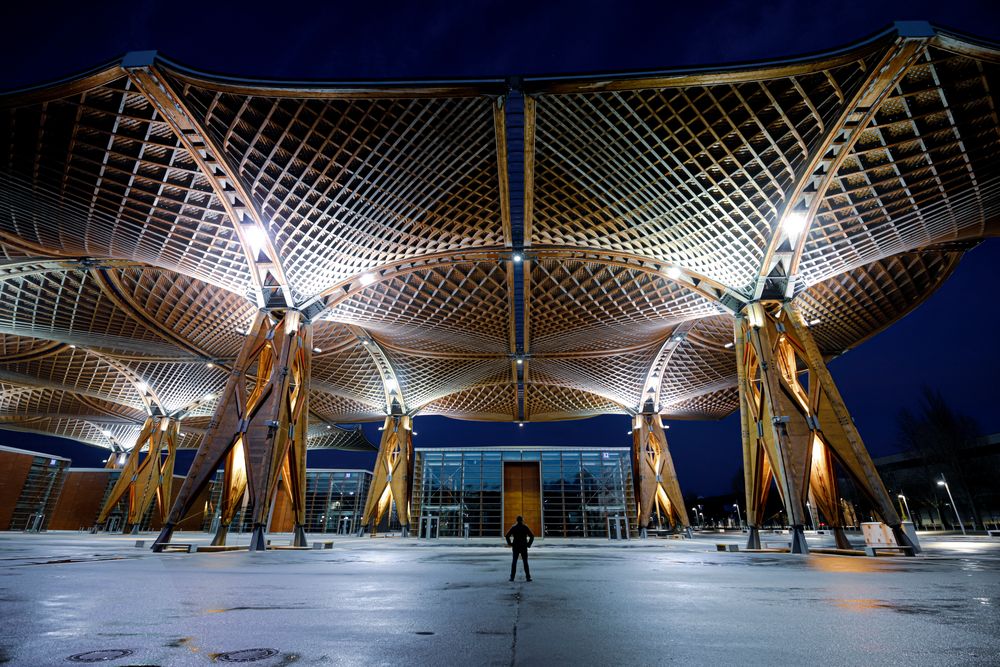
[124,57,292,309]
[151,310,312,551]
[362,415,414,534]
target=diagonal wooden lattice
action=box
[0,26,994,478]
[798,47,1000,288]
[0,75,252,294]
[524,383,628,421]
[419,382,520,421]
[528,259,718,353]
[162,73,505,302]
[323,261,511,354]
[529,48,885,293]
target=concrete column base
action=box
[832,526,852,550]
[211,523,230,547]
[249,525,267,551]
[790,525,809,554]
[891,524,918,556]
[150,523,175,552]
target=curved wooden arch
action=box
[347,325,407,415]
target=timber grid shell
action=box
[0,22,997,450]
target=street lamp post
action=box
[937,477,966,536]
[733,504,743,530]
[897,493,913,524]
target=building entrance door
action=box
[420,515,439,538]
[503,462,542,537]
[607,515,628,540]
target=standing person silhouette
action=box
[505,515,534,581]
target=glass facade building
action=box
[204,469,375,534]
[412,447,637,538]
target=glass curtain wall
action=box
[204,469,373,534]
[414,448,636,538]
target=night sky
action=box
[1,1,998,496]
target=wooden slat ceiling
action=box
[0,25,997,450]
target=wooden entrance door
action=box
[503,462,541,537]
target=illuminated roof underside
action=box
[0,24,997,451]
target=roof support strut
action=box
[735,300,914,554]
[151,309,311,551]
[96,415,179,531]
[632,412,690,536]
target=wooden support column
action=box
[151,310,312,552]
[735,301,911,554]
[362,415,413,536]
[782,302,911,550]
[735,317,771,550]
[632,412,690,536]
[210,440,248,546]
[96,415,179,532]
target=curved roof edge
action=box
[4,21,998,103]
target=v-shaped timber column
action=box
[96,416,179,533]
[735,301,913,554]
[362,415,413,536]
[632,413,691,537]
[151,310,311,552]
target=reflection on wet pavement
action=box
[1,531,998,666]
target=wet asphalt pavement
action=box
[1,531,998,666]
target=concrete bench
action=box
[763,541,791,550]
[134,540,145,548]
[195,545,246,553]
[716,544,739,552]
[987,530,1000,538]
[162,543,193,553]
[312,541,334,549]
[864,545,915,557]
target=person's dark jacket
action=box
[505,522,534,549]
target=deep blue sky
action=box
[1,0,998,496]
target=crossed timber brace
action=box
[362,415,413,535]
[152,310,311,552]
[96,415,179,532]
[736,301,912,554]
[632,413,691,536]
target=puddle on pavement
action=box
[830,597,979,620]
[206,605,316,613]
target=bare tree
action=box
[896,388,982,531]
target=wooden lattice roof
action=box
[0,24,997,450]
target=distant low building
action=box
[874,433,1000,531]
